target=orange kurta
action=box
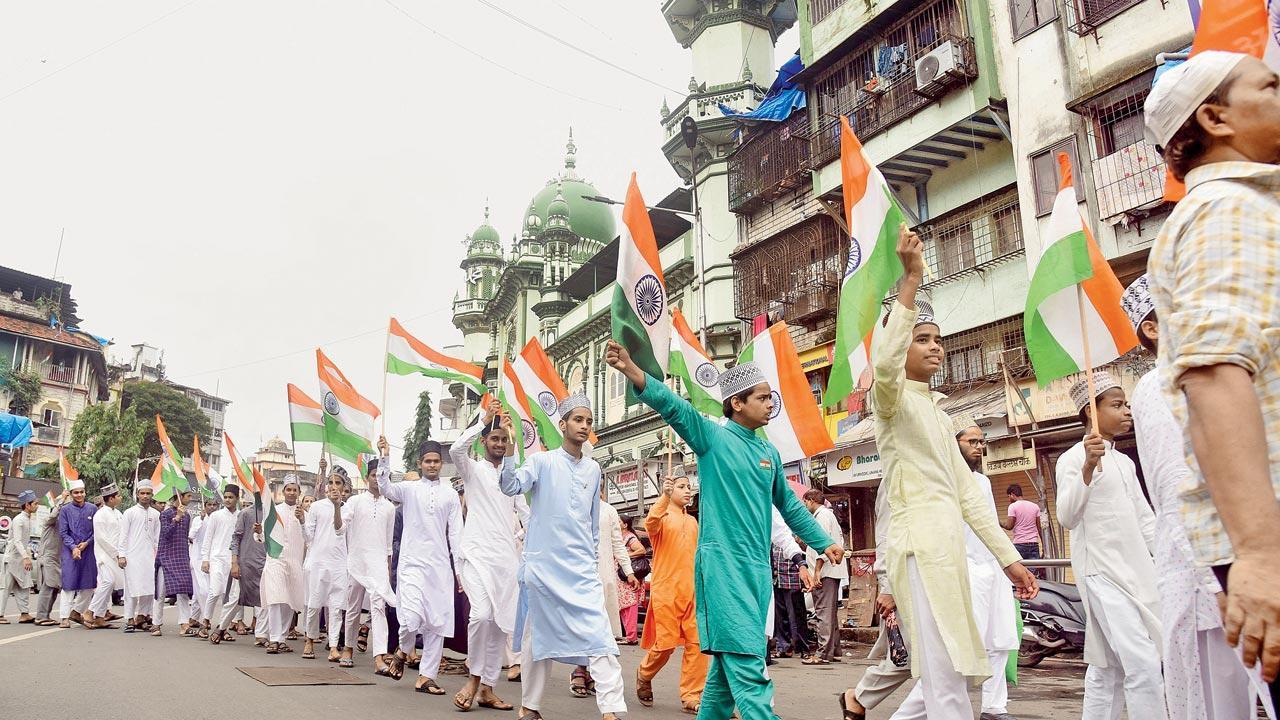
[641,494,699,650]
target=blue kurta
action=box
[637,375,833,657]
[57,501,97,591]
[499,447,616,665]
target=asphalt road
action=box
[0,606,1085,719]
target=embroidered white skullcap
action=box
[1144,51,1248,147]
[1120,275,1155,331]
[135,479,154,492]
[282,473,301,488]
[719,361,769,398]
[557,392,592,417]
[951,412,979,436]
[69,479,86,491]
[1069,371,1123,413]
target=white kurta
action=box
[1055,440,1161,667]
[93,506,125,590]
[303,498,347,579]
[342,493,395,605]
[261,503,306,611]
[965,473,1019,654]
[118,504,160,598]
[377,462,462,636]
[200,507,237,594]
[450,419,528,633]
[1132,370,1266,719]
[597,500,634,639]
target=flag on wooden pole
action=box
[499,360,540,464]
[316,349,380,464]
[738,322,836,463]
[668,307,722,416]
[826,117,906,407]
[58,449,78,491]
[253,464,286,559]
[154,415,190,501]
[611,173,670,404]
[287,384,325,444]
[223,432,254,492]
[385,317,487,396]
[1024,153,1138,386]
[512,338,572,451]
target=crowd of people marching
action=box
[3,50,1280,720]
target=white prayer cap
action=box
[98,482,117,497]
[1144,51,1248,147]
[1120,275,1155,331]
[557,392,592,418]
[1070,371,1123,413]
[135,479,154,492]
[719,361,769,398]
[951,412,979,436]
[69,479,85,491]
[281,473,301,488]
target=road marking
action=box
[0,627,64,645]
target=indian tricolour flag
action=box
[154,415,190,501]
[317,349,380,463]
[222,432,254,492]
[512,337,571,451]
[253,464,286,559]
[41,490,58,509]
[669,307,721,416]
[193,434,218,500]
[826,116,906,407]
[287,383,325,444]
[58,449,79,491]
[1024,153,1138,386]
[386,317,487,396]
[611,173,670,404]
[739,322,836,464]
[498,361,540,464]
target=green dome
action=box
[472,223,500,244]
[524,179,616,246]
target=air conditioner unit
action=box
[915,41,964,94]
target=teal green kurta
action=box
[637,374,834,658]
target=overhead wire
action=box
[381,0,626,112]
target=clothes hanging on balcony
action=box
[719,53,806,122]
[875,44,910,80]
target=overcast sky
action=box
[1,1,795,472]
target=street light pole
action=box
[679,116,709,349]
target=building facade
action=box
[0,265,111,479]
[716,0,1193,557]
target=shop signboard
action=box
[824,441,882,487]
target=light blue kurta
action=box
[499,448,616,665]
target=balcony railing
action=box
[42,364,77,384]
[810,0,975,167]
[732,215,844,325]
[1077,70,1167,219]
[35,426,62,443]
[1066,0,1143,36]
[811,0,850,24]
[453,298,487,316]
[931,314,1027,390]
[727,112,812,213]
[916,186,1023,283]
[662,83,766,142]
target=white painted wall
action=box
[693,22,779,88]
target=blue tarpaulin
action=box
[0,413,34,448]
[719,53,807,122]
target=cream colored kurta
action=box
[871,302,1021,678]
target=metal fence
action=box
[732,215,845,324]
[727,112,812,213]
[916,185,1024,281]
[1076,70,1168,220]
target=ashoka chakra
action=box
[768,390,782,419]
[521,419,537,449]
[323,391,340,416]
[634,274,665,326]
[694,362,719,388]
[537,391,558,415]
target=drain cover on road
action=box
[237,666,375,686]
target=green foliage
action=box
[35,461,59,480]
[120,381,211,478]
[401,389,433,470]
[0,361,43,416]
[67,401,147,498]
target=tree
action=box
[66,401,147,498]
[402,389,433,470]
[121,381,211,478]
[1,361,43,417]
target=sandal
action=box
[279,642,294,653]
[477,698,514,711]
[682,701,700,715]
[328,648,342,663]
[387,651,407,681]
[152,627,163,637]
[454,690,475,712]
[570,666,590,698]
[507,665,521,682]
[221,631,236,642]
[34,618,57,626]
[357,624,369,653]
[518,713,542,720]
[267,643,280,655]
[18,614,35,624]
[838,689,866,720]
[801,655,828,665]
[209,630,223,645]
[302,640,316,659]
[636,670,654,707]
[0,617,9,624]
[406,653,422,669]
[416,679,445,695]
[339,657,354,668]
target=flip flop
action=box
[681,702,700,715]
[18,616,35,624]
[0,618,9,624]
[518,712,542,720]
[339,658,354,668]
[416,679,445,695]
[801,656,828,665]
[477,699,514,711]
[570,667,590,698]
[838,690,866,720]
[454,691,475,712]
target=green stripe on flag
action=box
[528,401,562,452]
[322,415,373,464]
[611,286,661,406]
[827,188,905,406]
[290,421,326,443]
[386,354,487,396]
[1024,230,1093,386]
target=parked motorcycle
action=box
[1019,579,1087,667]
